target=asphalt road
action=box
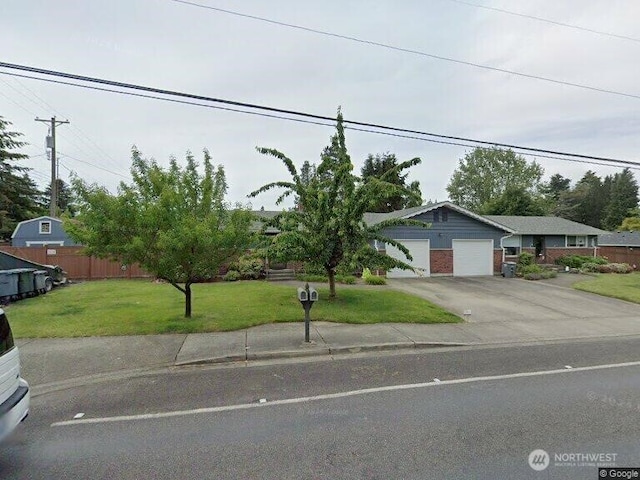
[4,338,640,479]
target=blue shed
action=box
[10,216,80,247]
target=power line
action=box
[0,63,637,169]
[168,0,640,101]
[446,0,640,44]
[58,152,130,180]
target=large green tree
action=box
[602,168,638,231]
[446,147,544,211]
[66,147,253,317]
[481,186,547,216]
[361,152,422,212]
[250,113,427,298]
[0,117,44,240]
[554,171,607,228]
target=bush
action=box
[556,255,607,269]
[523,270,557,281]
[336,275,357,284]
[365,276,387,285]
[223,270,241,282]
[609,263,633,274]
[580,262,600,273]
[518,264,542,276]
[238,255,265,280]
[518,252,535,267]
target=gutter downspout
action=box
[500,233,515,264]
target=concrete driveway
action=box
[388,275,640,341]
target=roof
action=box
[10,216,62,239]
[364,201,515,233]
[598,231,640,247]
[484,215,607,236]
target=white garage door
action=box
[386,240,430,278]
[452,239,494,276]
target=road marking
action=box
[51,360,640,427]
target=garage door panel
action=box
[452,239,493,277]
[387,240,430,278]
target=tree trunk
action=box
[185,282,192,318]
[327,268,336,298]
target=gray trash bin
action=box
[502,262,517,278]
[0,270,19,304]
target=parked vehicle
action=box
[0,308,29,441]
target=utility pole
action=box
[35,116,69,217]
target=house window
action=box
[504,247,520,256]
[433,211,439,222]
[39,221,52,234]
[566,235,587,247]
[442,210,448,222]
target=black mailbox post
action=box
[297,283,318,343]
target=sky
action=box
[2,0,640,210]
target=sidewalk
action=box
[17,315,640,389]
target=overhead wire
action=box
[168,0,640,101]
[446,0,640,44]
[0,63,637,170]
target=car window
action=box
[0,309,15,356]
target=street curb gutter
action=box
[175,341,471,366]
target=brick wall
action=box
[430,249,453,274]
[599,246,640,268]
[522,247,600,264]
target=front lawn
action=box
[573,272,640,303]
[6,279,460,338]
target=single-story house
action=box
[597,231,640,268]
[11,216,80,247]
[368,202,606,278]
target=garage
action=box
[452,239,494,276]
[386,240,430,278]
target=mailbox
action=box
[297,288,308,302]
[297,283,318,343]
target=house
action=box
[11,216,80,247]
[597,231,640,268]
[484,215,606,264]
[371,202,606,278]
[367,202,514,278]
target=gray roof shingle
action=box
[484,215,607,235]
[598,231,640,246]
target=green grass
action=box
[6,279,460,338]
[573,272,640,303]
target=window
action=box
[39,221,51,234]
[442,210,448,222]
[433,211,439,222]
[566,235,587,247]
[0,310,15,356]
[504,247,520,256]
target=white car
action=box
[0,308,29,441]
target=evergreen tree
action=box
[602,168,638,231]
[361,152,422,212]
[0,116,44,241]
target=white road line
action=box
[51,360,640,427]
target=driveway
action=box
[388,275,640,338]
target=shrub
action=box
[541,270,557,279]
[518,264,542,276]
[223,270,241,282]
[518,252,535,267]
[523,272,542,281]
[609,263,633,274]
[238,255,265,280]
[556,255,607,269]
[336,275,357,284]
[580,262,600,273]
[365,276,386,285]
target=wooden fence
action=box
[0,246,151,280]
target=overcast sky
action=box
[2,0,640,210]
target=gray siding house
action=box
[11,216,79,247]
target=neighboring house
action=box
[484,215,606,264]
[10,216,80,247]
[598,231,640,268]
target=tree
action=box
[65,147,254,317]
[361,152,422,212]
[250,112,427,298]
[619,216,640,231]
[446,147,544,211]
[602,168,638,231]
[481,186,547,216]
[43,179,78,217]
[0,116,44,240]
[554,171,606,228]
